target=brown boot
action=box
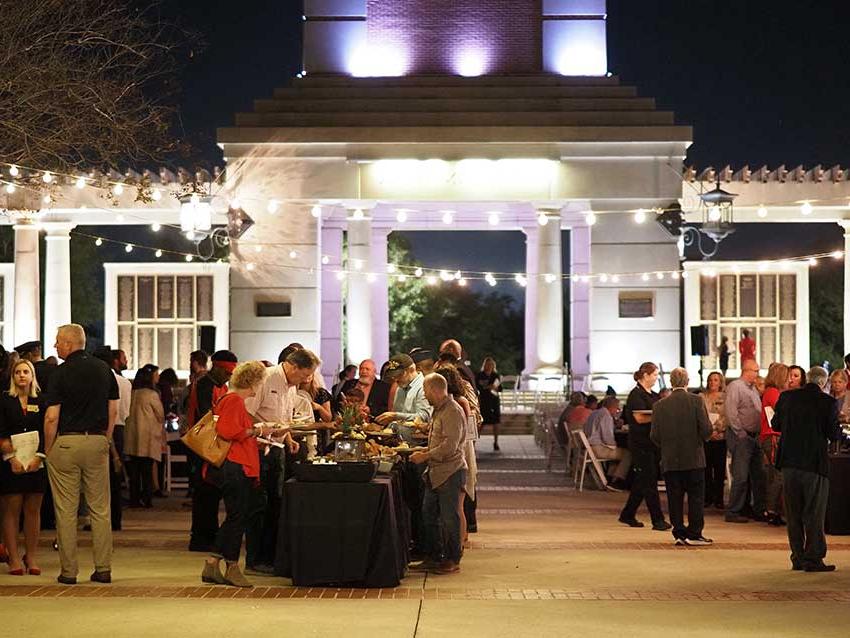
[223,562,253,588]
[201,561,226,585]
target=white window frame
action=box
[104,263,230,378]
[0,263,14,347]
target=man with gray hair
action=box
[651,367,713,545]
[774,366,841,571]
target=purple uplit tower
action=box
[303,0,608,77]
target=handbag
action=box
[180,401,231,468]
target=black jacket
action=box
[774,384,841,477]
[341,379,390,418]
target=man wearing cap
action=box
[375,353,432,428]
[410,348,436,376]
[16,340,53,390]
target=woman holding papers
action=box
[0,359,47,575]
[760,363,789,526]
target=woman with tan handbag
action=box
[201,361,284,588]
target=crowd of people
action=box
[0,325,502,586]
[560,350,845,571]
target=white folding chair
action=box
[575,430,612,492]
[165,447,189,495]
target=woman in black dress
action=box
[618,362,670,531]
[0,359,47,575]
[718,336,730,379]
[476,357,502,451]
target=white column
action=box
[570,224,592,377]
[12,222,41,347]
[533,212,564,372]
[523,225,539,375]
[370,227,390,366]
[42,223,75,357]
[320,225,344,383]
[345,216,373,364]
[842,222,850,357]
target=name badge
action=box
[27,405,39,413]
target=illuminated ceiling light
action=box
[353,258,364,270]
[42,171,53,183]
[151,222,161,232]
[488,211,500,226]
[808,257,818,267]
[708,205,721,222]
[641,272,650,281]
[246,262,255,271]
[335,270,346,281]
[397,274,407,283]
[599,273,609,283]
[289,250,298,259]
[611,274,621,283]
[267,199,280,214]
[756,205,767,218]
[4,183,15,194]
[352,208,365,221]
[442,211,454,225]
[185,255,193,262]
[656,272,664,280]
[113,183,124,196]
[321,255,330,265]
[95,238,103,247]
[800,201,813,216]
[185,231,195,241]
[832,250,844,260]
[487,278,497,287]
[670,271,680,280]
[396,209,408,223]
[585,211,597,226]
[681,271,689,279]
[634,209,647,224]
[440,270,452,282]
[155,249,163,258]
[458,278,467,287]
[544,273,557,284]
[537,212,549,226]
[311,205,322,218]
[75,176,87,189]
[414,267,423,277]
[387,263,397,274]
[125,244,134,253]
[8,165,19,177]
[453,270,462,281]
[42,194,51,205]
[425,275,438,286]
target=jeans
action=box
[620,447,665,525]
[190,457,222,550]
[703,440,726,506]
[422,468,467,564]
[726,431,766,517]
[214,461,266,563]
[247,447,283,568]
[127,456,153,507]
[782,468,829,567]
[664,469,706,540]
[761,437,783,514]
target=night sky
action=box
[162,0,848,295]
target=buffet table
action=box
[274,471,410,587]
[826,453,850,535]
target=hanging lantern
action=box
[179,193,213,232]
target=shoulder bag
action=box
[180,400,231,467]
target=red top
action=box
[760,386,781,441]
[739,337,756,362]
[214,393,259,479]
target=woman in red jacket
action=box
[201,361,284,588]
[760,363,789,526]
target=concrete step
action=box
[254,96,657,113]
[495,414,537,435]
[294,74,622,88]
[235,110,675,127]
[272,85,638,100]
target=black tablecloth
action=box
[826,454,850,535]
[275,471,409,587]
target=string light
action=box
[487,211,500,226]
[245,262,256,271]
[151,188,162,201]
[42,194,51,205]
[95,238,103,247]
[155,249,163,258]
[440,270,452,282]
[353,259,364,270]
[125,244,133,253]
[641,272,650,281]
[4,183,15,194]
[454,270,462,281]
[656,272,664,280]
[544,273,557,284]
[537,212,549,226]
[681,271,689,279]
[289,250,298,259]
[414,267,423,277]
[808,257,818,267]
[75,176,87,189]
[387,263,397,274]
[397,273,407,283]
[585,211,597,226]
[801,201,813,216]
[670,272,679,280]
[311,205,322,218]
[832,250,844,260]
[254,245,263,253]
[599,274,609,283]
[321,255,330,265]
[634,209,647,224]
[396,209,408,223]
[42,171,53,183]
[335,270,345,280]
[756,205,768,218]
[151,222,161,232]
[611,275,621,283]
[8,165,19,177]
[352,208,365,221]
[442,211,454,225]
[366,273,377,283]
[185,231,196,241]
[185,255,194,262]
[458,278,467,287]
[426,275,438,285]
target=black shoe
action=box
[493,442,500,451]
[618,516,644,528]
[674,537,690,546]
[57,574,77,585]
[188,541,215,553]
[652,521,672,531]
[244,563,275,576]
[751,512,769,523]
[686,536,713,546]
[725,514,750,523]
[609,478,628,491]
[803,562,836,572]
[714,503,725,511]
[791,562,803,571]
[768,514,786,527]
[90,570,112,583]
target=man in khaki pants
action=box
[44,324,119,584]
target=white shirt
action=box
[114,371,132,426]
[244,364,298,424]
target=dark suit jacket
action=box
[774,384,841,477]
[650,389,712,472]
[341,379,391,418]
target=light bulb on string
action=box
[366,273,377,283]
[311,205,322,219]
[801,202,813,216]
[440,270,452,282]
[454,270,462,281]
[487,211,500,226]
[185,231,195,241]
[808,257,818,267]
[8,165,19,177]
[585,211,597,226]
[681,271,689,279]
[544,273,557,284]
[4,183,15,194]
[537,212,549,226]
[599,274,609,283]
[95,238,103,247]
[671,271,679,280]
[151,222,161,232]
[321,255,330,265]
[246,262,256,272]
[335,270,346,281]
[387,263,397,274]
[458,278,467,287]
[151,188,162,201]
[414,267,423,277]
[656,272,664,280]
[353,258,364,271]
[396,209,408,223]
[42,171,53,183]
[289,250,298,259]
[442,211,454,225]
[125,244,134,253]
[634,209,647,224]
[75,176,87,189]
[42,194,51,205]
[426,275,438,286]
[832,250,844,260]
[185,255,194,262]
[611,275,620,283]
[113,183,124,196]
[756,205,767,218]
[487,278,497,287]
[397,274,407,283]
[641,272,650,281]
[155,250,163,258]
[254,245,263,253]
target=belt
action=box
[59,431,106,436]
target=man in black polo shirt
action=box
[44,324,119,585]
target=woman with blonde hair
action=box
[760,362,789,525]
[702,371,727,509]
[829,368,850,422]
[0,359,47,575]
[201,361,286,588]
[476,357,501,451]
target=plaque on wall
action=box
[137,277,155,319]
[118,325,134,369]
[138,327,154,367]
[720,275,738,318]
[177,277,195,319]
[759,275,776,318]
[618,292,654,318]
[197,276,214,321]
[118,277,135,321]
[157,277,174,319]
[779,275,796,320]
[739,274,757,317]
[157,328,174,370]
[700,275,717,321]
